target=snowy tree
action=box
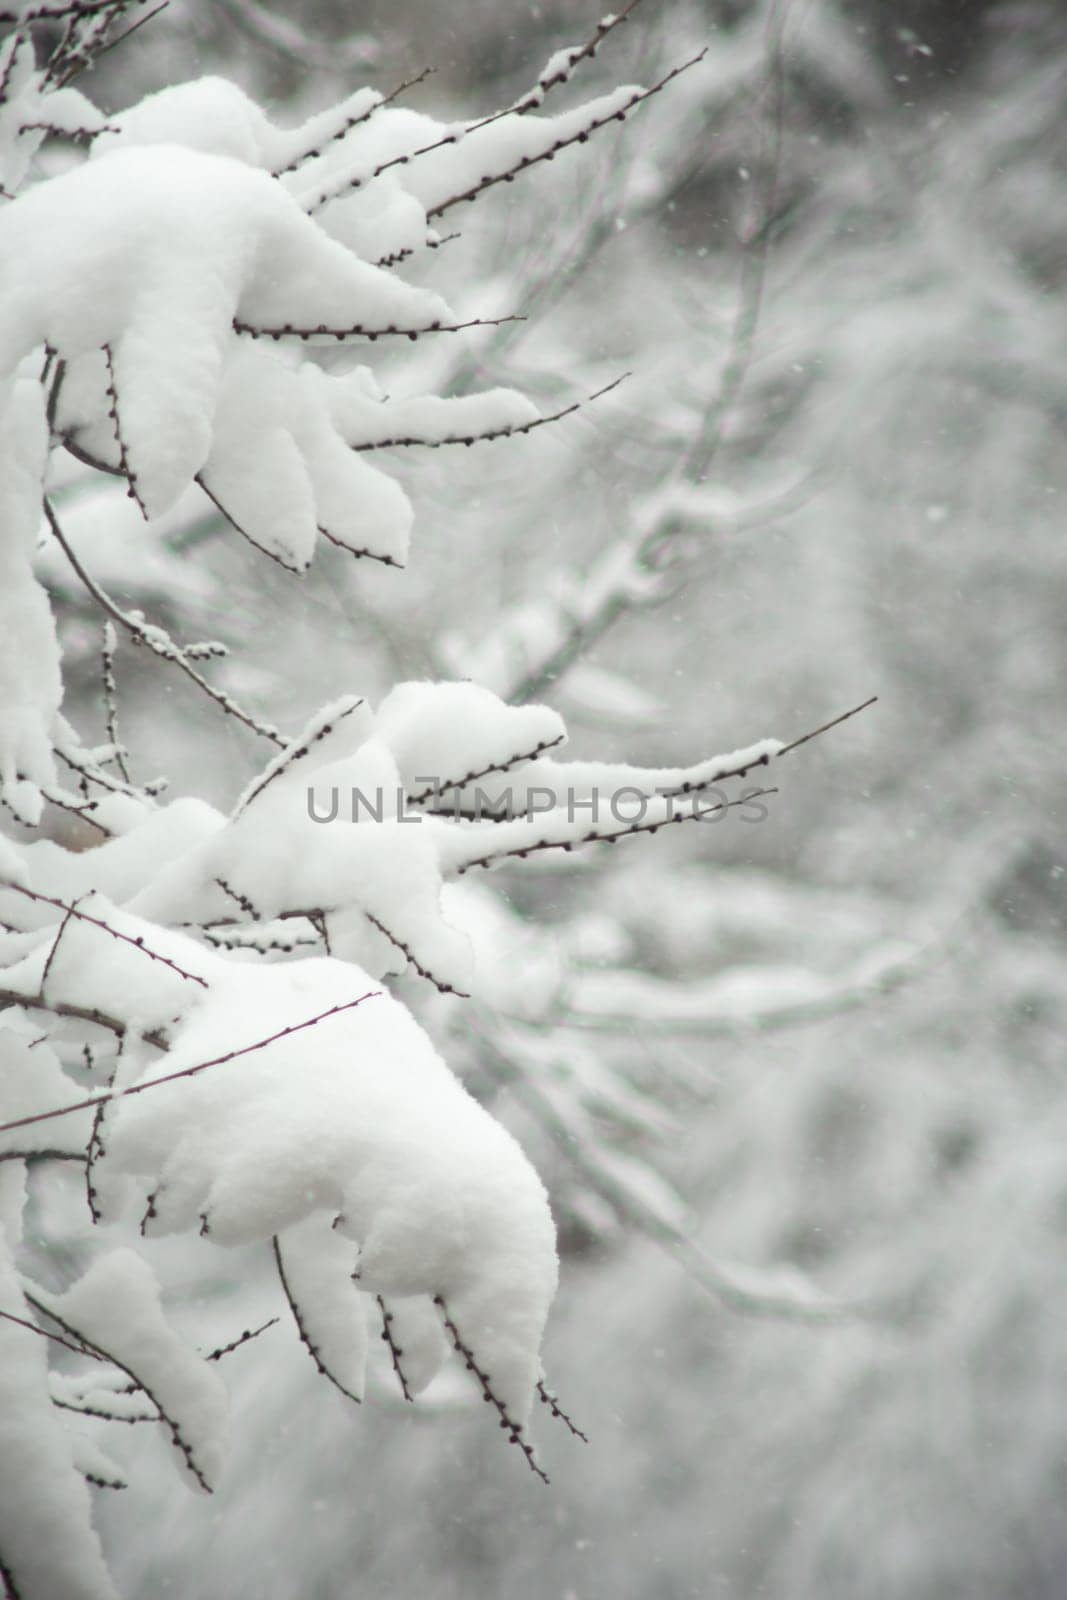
[0,5,883,1596]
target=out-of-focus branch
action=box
[213,0,377,74]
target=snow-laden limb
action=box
[272,1215,368,1404]
[0,799,221,935]
[135,731,474,994]
[0,1168,120,1600]
[375,680,566,799]
[201,347,415,570]
[93,958,557,1429]
[331,385,539,453]
[0,143,449,519]
[426,737,783,819]
[0,30,106,194]
[435,787,777,877]
[30,1249,230,1493]
[50,1370,159,1425]
[232,695,371,818]
[505,0,644,116]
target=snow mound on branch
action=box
[93,75,380,175]
[201,345,414,569]
[133,700,474,993]
[104,959,558,1426]
[0,144,450,519]
[329,384,540,450]
[376,680,566,794]
[0,800,224,935]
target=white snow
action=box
[35,1249,230,1493]
[102,958,558,1425]
[0,145,450,518]
[376,680,566,795]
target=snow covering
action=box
[34,1249,230,1493]
[98,958,558,1426]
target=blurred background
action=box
[41,0,1067,1594]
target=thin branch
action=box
[204,1317,279,1363]
[536,1378,588,1442]
[0,992,382,1138]
[2,882,210,988]
[0,1305,103,1360]
[434,1295,548,1483]
[373,230,459,270]
[510,0,644,115]
[364,912,470,998]
[232,313,524,344]
[427,52,708,220]
[777,695,878,757]
[271,69,434,178]
[0,981,133,1039]
[407,732,565,806]
[352,375,628,453]
[100,621,131,783]
[376,1296,412,1402]
[25,1291,213,1492]
[453,788,779,876]
[43,496,284,749]
[39,894,81,1002]
[234,699,365,817]
[272,1237,361,1404]
[102,344,146,518]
